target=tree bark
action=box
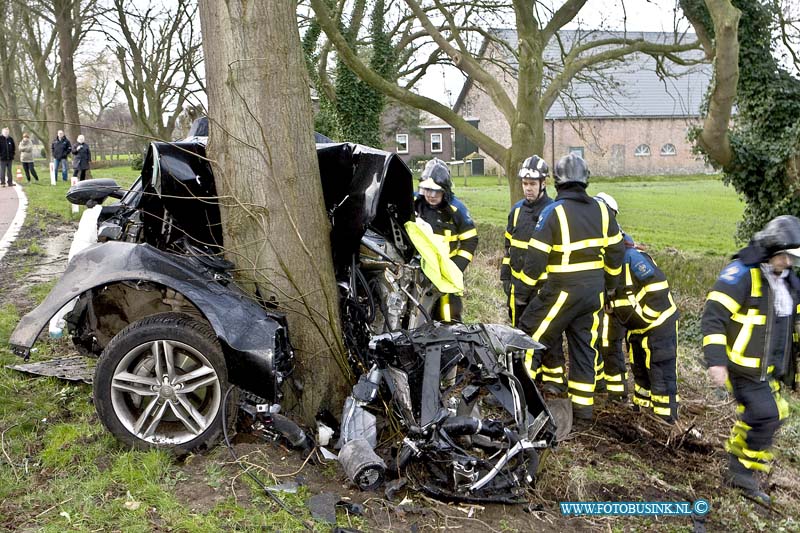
[681,0,740,168]
[198,0,348,423]
[54,0,82,143]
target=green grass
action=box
[453,175,744,256]
[18,166,141,222]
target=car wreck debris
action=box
[8,118,566,504]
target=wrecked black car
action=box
[9,122,565,502]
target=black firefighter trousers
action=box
[519,277,604,419]
[726,373,788,473]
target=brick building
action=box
[381,106,454,170]
[385,30,713,177]
[453,29,713,177]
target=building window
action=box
[660,143,677,156]
[430,133,443,153]
[569,146,584,158]
[396,134,408,154]
[634,144,651,157]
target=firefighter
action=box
[500,155,565,392]
[517,154,624,422]
[415,158,478,322]
[611,233,678,420]
[701,215,800,505]
[594,193,629,402]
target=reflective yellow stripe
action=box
[728,308,764,368]
[524,348,536,378]
[703,334,727,346]
[636,280,669,301]
[569,394,594,406]
[504,231,512,240]
[532,290,568,341]
[541,365,565,374]
[729,352,761,368]
[542,375,565,383]
[590,293,602,367]
[740,447,774,462]
[511,267,539,287]
[653,406,672,416]
[528,238,552,253]
[512,207,520,227]
[642,336,652,369]
[633,396,651,408]
[607,383,625,392]
[628,293,678,334]
[731,311,766,326]
[651,394,670,403]
[731,455,771,473]
[551,237,607,252]
[605,373,623,382]
[441,295,451,322]
[642,305,661,319]
[547,260,605,273]
[458,228,477,240]
[502,257,510,265]
[750,268,761,297]
[555,205,571,266]
[600,201,609,244]
[625,263,633,286]
[604,263,622,276]
[707,291,741,315]
[454,249,473,261]
[568,380,595,392]
[510,238,528,249]
[601,313,610,347]
[634,383,650,397]
[607,232,622,245]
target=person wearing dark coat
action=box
[517,154,625,424]
[0,127,16,187]
[701,215,800,505]
[52,130,71,182]
[71,134,91,181]
[501,155,566,393]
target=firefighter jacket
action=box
[521,184,624,290]
[612,246,678,336]
[414,195,478,272]
[702,257,800,380]
[501,192,554,304]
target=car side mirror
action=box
[66,179,125,206]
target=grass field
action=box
[454,175,744,255]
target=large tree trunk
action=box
[198,0,348,423]
[54,0,81,143]
[680,0,740,168]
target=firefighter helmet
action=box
[419,158,452,197]
[594,192,619,214]
[518,155,549,180]
[554,153,590,187]
[755,215,800,256]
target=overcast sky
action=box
[417,0,691,104]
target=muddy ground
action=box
[1,211,790,532]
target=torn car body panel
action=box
[337,322,560,503]
[10,240,290,402]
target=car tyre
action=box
[93,312,237,454]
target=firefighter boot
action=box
[724,454,770,505]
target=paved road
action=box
[0,183,27,263]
